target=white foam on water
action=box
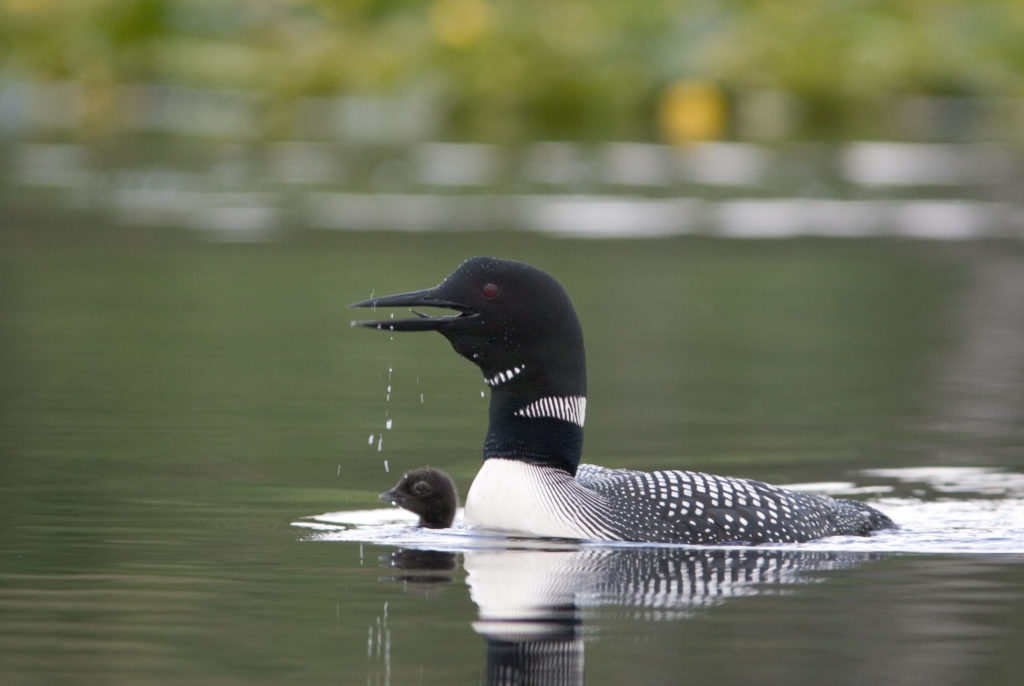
[294,467,1024,555]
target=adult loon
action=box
[352,256,895,544]
[380,467,459,529]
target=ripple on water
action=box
[293,466,1024,555]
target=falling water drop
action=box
[384,459,389,472]
[385,419,393,430]
[377,436,383,452]
[368,434,374,445]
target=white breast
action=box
[464,459,617,540]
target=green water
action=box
[2,227,1022,684]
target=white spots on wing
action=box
[514,396,587,427]
[573,463,865,545]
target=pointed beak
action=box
[379,488,402,504]
[350,288,477,332]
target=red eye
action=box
[482,283,499,299]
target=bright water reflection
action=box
[5,140,1023,240]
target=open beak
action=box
[350,288,477,332]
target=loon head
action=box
[379,467,459,529]
[352,256,587,475]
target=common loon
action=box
[352,256,895,544]
[380,467,459,528]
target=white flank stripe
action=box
[464,459,618,540]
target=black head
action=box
[352,257,587,475]
[351,256,586,398]
[379,467,459,529]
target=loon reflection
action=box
[382,544,884,685]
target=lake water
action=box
[2,227,1022,685]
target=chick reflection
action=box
[384,544,882,685]
[379,548,457,588]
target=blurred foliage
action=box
[1,0,1023,141]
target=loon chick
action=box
[380,467,459,529]
[353,257,895,544]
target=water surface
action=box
[2,228,1022,684]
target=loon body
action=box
[352,256,894,544]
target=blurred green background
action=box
[3,0,1022,242]
[3,4,1024,684]
[2,0,1023,143]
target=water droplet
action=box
[419,393,424,403]
[385,419,393,430]
[377,436,383,452]
[481,390,486,398]
[368,434,374,445]
[337,464,341,476]
[384,459,389,472]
